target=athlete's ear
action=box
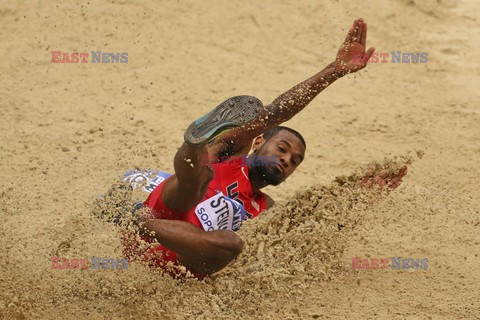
[252,135,265,153]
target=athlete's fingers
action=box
[356,18,364,43]
[387,167,408,189]
[388,178,402,191]
[391,166,408,183]
[397,165,408,179]
[378,172,389,179]
[390,175,402,186]
[363,47,376,62]
[361,21,367,46]
[374,175,387,187]
[345,19,357,43]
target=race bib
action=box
[123,169,172,194]
[195,192,245,232]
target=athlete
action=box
[121,18,407,279]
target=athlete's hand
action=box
[361,165,408,192]
[334,18,375,77]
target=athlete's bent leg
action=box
[139,96,262,274]
[161,142,214,213]
[140,218,243,275]
[161,96,263,213]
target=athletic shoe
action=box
[184,95,263,145]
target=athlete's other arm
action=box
[213,18,375,156]
[137,216,244,275]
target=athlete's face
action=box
[252,130,306,185]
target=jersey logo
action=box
[123,169,172,194]
[251,199,260,212]
[226,181,239,200]
[241,167,249,180]
[226,181,256,220]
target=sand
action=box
[1,0,479,319]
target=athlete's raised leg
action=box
[134,96,263,275]
[161,95,263,213]
[161,142,213,213]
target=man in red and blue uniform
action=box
[125,19,406,279]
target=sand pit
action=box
[1,0,479,319]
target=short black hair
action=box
[262,126,306,149]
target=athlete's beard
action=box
[254,164,283,186]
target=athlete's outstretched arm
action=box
[217,18,375,154]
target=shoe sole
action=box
[184,95,263,145]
